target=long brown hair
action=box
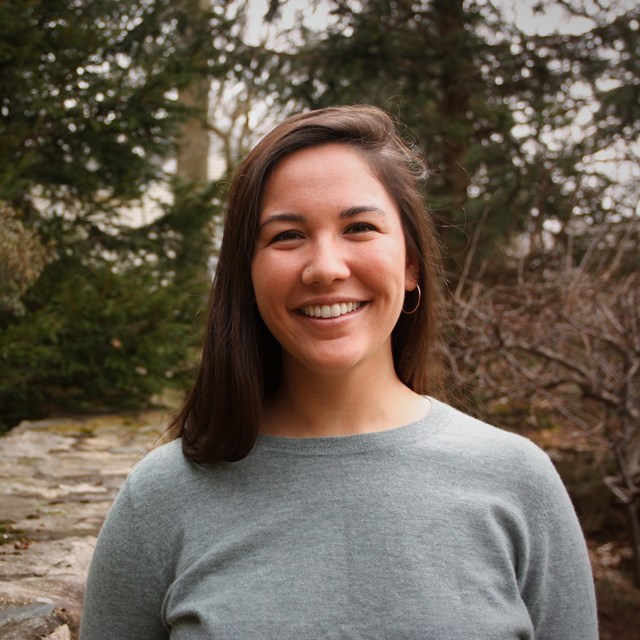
[166,105,444,463]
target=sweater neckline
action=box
[253,397,449,456]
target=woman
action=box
[80,105,598,639]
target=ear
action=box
[404,255,419,292]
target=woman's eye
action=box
[270,230,303,243]
[345,222,377,234]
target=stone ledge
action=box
[0,411,166,639]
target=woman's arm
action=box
[521,453,598,640]
[79,479,169,640]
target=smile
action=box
[301,301,363,319]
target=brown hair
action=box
[166,105,444,463]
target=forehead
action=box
[260,143,392,213]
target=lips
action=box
[301,301,363,319]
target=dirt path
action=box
[0,412,167,639]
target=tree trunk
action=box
[433,0,472,208]
[176,79,210,184]
[176,0,210,184]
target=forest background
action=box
[0,0,639,630]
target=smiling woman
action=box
[80,106,598,640]
[251,143,419,427]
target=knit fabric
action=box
[80,399,598,639]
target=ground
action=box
[0,412,166,639]
[524,423,640,640]
[1,412,638,639]
[591,542,640,640]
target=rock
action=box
[45,623,71,639]
[0,411,167,639]
[0,601,55,626]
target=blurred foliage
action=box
[254,0,640,278]
[1,261,193,424]
[1,0,638,430]
[0,205,51,315]
[0,0,234,430]
[0,0,229,208]
[0,179,223,429]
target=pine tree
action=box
[0,0,234,430]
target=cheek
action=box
[251,254,297,311]
[361,240,407,278]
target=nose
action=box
[301,237,350,285]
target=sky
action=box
[244,0,630,42]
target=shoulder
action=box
[129,437,191,482]
[428,399,562,498]
[121,438,254,518]
[430,399,547,457]
[121,438,207,516]
[125,438,192,490]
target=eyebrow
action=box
[340,205,387,219]
[258,212,305,231]
[259,205,386,230]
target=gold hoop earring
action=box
[402,285,421,315]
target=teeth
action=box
[302,301,362,318]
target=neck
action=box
[260,360,429,438]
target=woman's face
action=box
[251,143,417,380]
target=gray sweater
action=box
[80,399,598,639]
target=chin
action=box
[285,347,389,379]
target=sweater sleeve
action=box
[519,450,598,640]
[79,478,169,640]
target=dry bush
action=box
[443,234,640,584]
